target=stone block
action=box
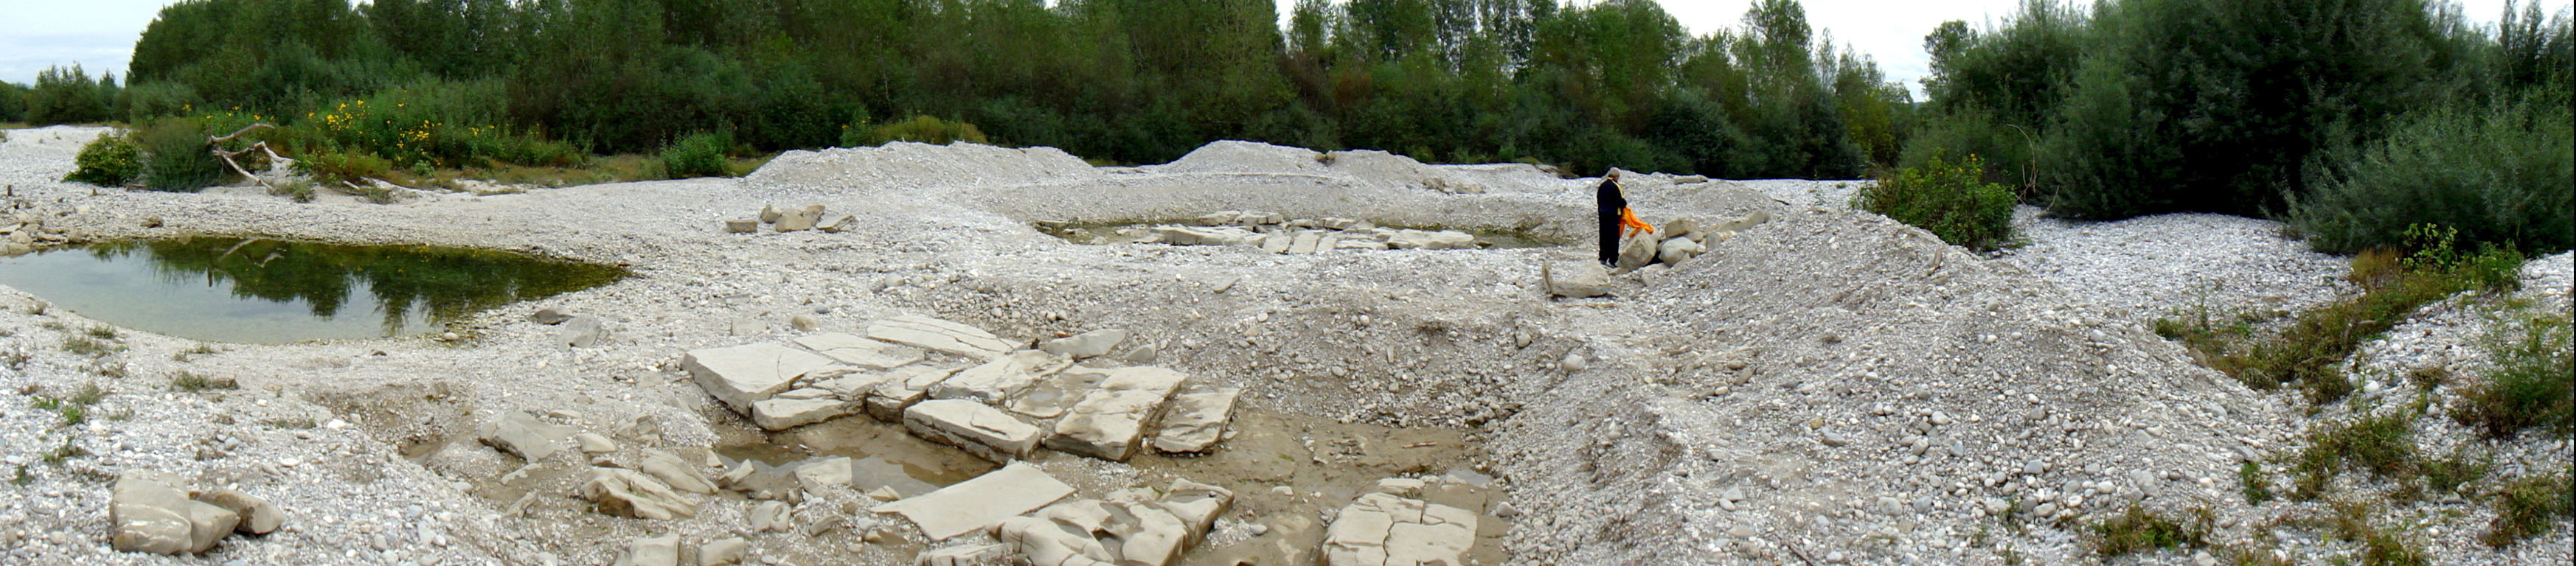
[1151,387,1241,454]
[791,333,926,370]
[905,399,1045,463]
[873,461,1075,540]
[866,315,1016,358]
[684,343,836,413]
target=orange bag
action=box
[1618,206,1655,237]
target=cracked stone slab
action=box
[874,461,1074,540]
[865,315,1017,358]
[791,332,926,370]
[683,343,837,413]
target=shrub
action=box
[136,118,223,192]
[2204,225,2524,402]
[660,131,730,179]
[116,81,198,122]
[295,148,393,186]
[64,132,143,186]
[1854,153,2017,251]
[2454,307,2574,439]
[2089,504,2208,556]
[25,65,112,126]
[2291,92,2575,255]
[864,115,988,146]
[2292,411,2418,500]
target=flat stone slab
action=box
[1152,387,1242,454]
[906,399,1046,463]
[866,315,1016,358]
[751,396,858,431]
[1006,366,1111,419]
[865,365,962,422]
[1037,329,1128,359]
[1323,492,1475,566]
[477,411,572,462]
[930,349,1067,405]
[1046,367,1189,461]
[874,461,1075,540]
[111,473,237,555]
[791,333,926,370]
[684,343,837,412]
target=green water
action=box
[0,237,627,343]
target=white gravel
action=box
[0,126,2566,565]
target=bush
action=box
[660,132,730,179]
[2089,504,2208,556]
[2487,473,2574,548]
[116,82,198,122]
[1855,153,2017,251]
[64,133,143,186]
[861,116,988,147]
[2290,92,2574,255]
[2196,225,2524,403]
[136,119,224,192]
[295,148,393,186]
[26,65,113,126]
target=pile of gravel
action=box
[745,142,1101,195]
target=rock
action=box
[1288,231,1324,254]
[776,205,825,231]
[867,486,903,502]
[193,488,282,535]
[1663,217,1700,239]
[1386,229,1475,250]
[930,350,1068,405]
[1258,233,1294,254]
[1322,492,1473,566]
[111,473,238,554]
[725,220,760,234]
[866,315,1016,358]
[865,365,964,422]
[1658,237,1704,265]
[1711,209,1772,233]
[477,411,572,462]
[1542,259,1611,298]
[917,543,1011,566]
[792,333,926,370]
[580,467,700,520]
[727,318,771,336]
[1038,329,1128,359]
[717,461,804,502]
[906,399,1046,463]
[1117,343,1160,364]
[818,214,857,234]
[639,450,716,495]
[684,343,837,413]
[751,397,858,431]
[999,491,1207,566]
[1007,366,1111,419]
[574,433,619,454]
[1615,233,1659,270]
[1375,478,1426,497]
[612,534,679,566]
[559,316,607,348]
[1048,367,1189,461]
[789,315,820,332]
[776,387,836,399]
[1151,387,1241,454]
[791,456,855,490]
[1158,480,1233,543]
[759,204,783,223]
[749,500,793,533]
[1193,212,1240,226]
[698,537,749,566]
[873,461,1075,540]
[529,307,573,325]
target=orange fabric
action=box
[1618,207,1655,237]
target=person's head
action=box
[1606,170,1621,181]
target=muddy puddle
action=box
[714,416,996,500]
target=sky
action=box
[4,0,2566,88]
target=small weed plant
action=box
[2453,307,2574,439]
[2485,472,2573,548]
[2089,504,2209,556]
[1853,153,2017,251]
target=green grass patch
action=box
[2164,225,2524,404]
[60,336,121,357]
[2324,499,2429,566]
[2453,307,2574,440]
[2486,472,2573,548]
[2089,504,2209,556]
[2291,410,2418,500]
[168,371,236,392]
[2240,460,2275,504]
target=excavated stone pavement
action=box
[1,130,2566,565]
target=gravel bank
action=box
[2,128,2566,565]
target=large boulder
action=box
[110,473,238,555]
[1615,233,1659,270]
[873,461,1075,540]
[906,399,1046,463]
[865,315,1016,358]
[775,205,825,231]
[1658,237,1704,265]
[1047,367,1188,461]
[683,343,836,413]
[1151,387,1242,454]
[194,489,282,535]
[930,349,1068,405]
[580,467,700,520]
[791,333,925,370]
[1541,259,1611,298]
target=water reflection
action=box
[0,237,626,343]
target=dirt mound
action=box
[745,142,1101,193]
[1153,140,1329,175]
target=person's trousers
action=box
[1598,212,1619,265]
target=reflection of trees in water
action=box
[90,238,625,335]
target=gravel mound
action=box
[2001,209,2353,322]
[1151,140,1328,175]
[745,142,1101,195]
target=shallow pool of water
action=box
[0,237,626,343]
[715,417,998,499]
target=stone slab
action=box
[873,461,1075,540]
[683,343,836,413]
[905,399,1045,463]
[791,333,925,370]
[865,315,1016,358]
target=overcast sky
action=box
[7,0,2566,90]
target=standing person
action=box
[1597,170,1626,267]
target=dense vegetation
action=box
[3,0,1907,181]
[1916,0,2572,253]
